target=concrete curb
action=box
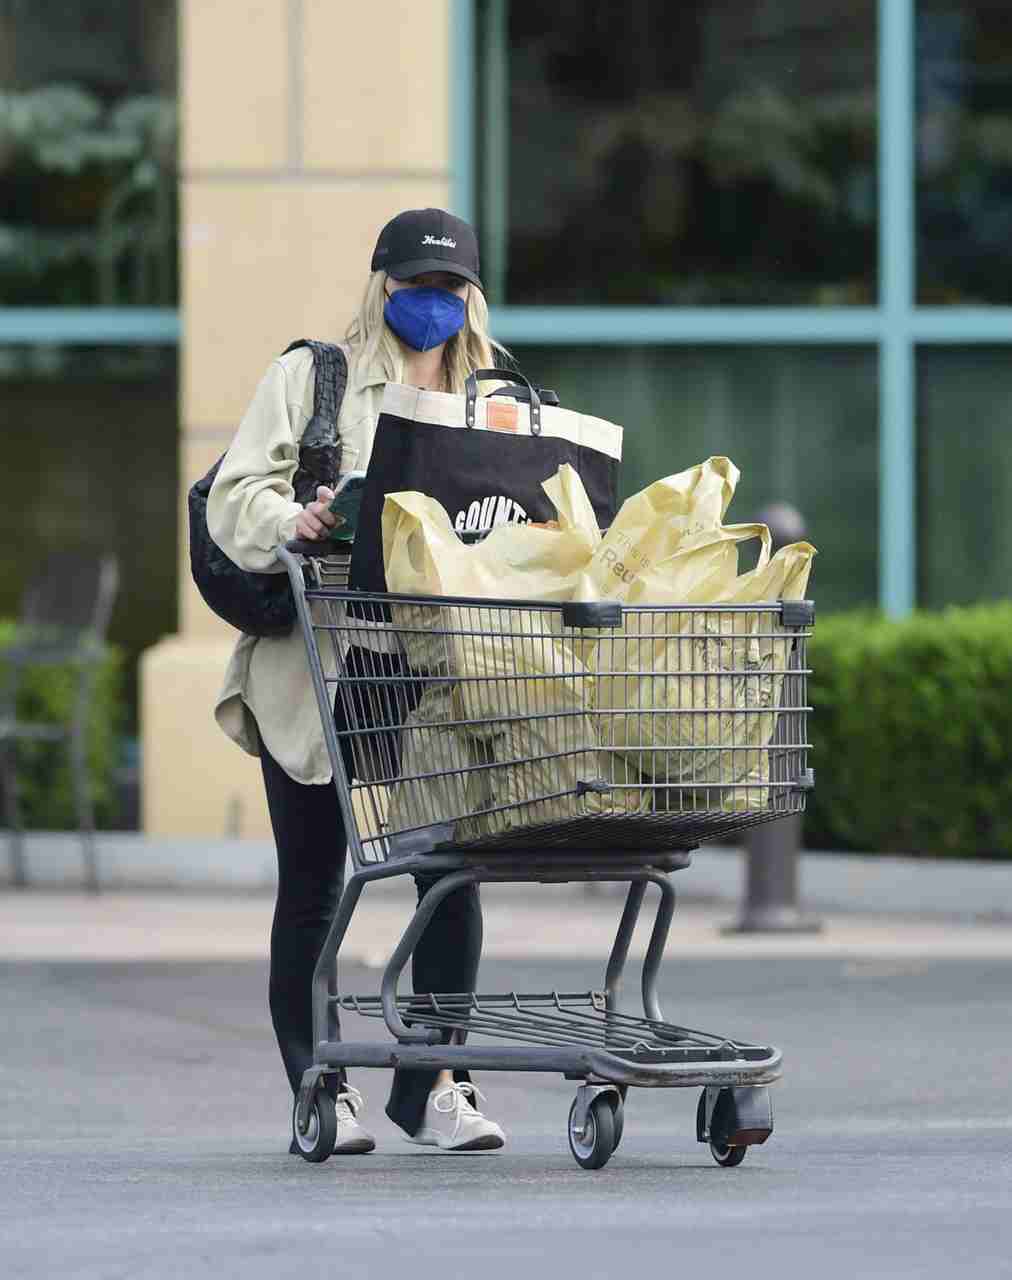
[3,832,1011,922]
[683,845,1012,924]
[1,833,279,894]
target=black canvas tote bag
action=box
[349,368,623,594]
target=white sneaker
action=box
[333,1086,376,1154]
[405,1083,506,1153]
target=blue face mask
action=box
[384,286,466,352]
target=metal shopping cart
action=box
[277,540,814,1171]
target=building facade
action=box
[1,0,1010,836]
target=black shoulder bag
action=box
[187,339,348,637]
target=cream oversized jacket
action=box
[207,343,387,784]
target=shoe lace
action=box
[432,1082,487,1117]
[335,1085,365,1122]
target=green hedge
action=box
[804,602,1012,858]
[0,621,125,830]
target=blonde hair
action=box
[345,271,511,392]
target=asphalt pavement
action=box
[2,885,1011,1279]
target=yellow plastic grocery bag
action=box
[380,456,816,834]
[582,456,814,812]
[384,683,474,843]
[382,467,628,842]
[381,464,600,601]
[592,536,815,811]
[587,457,771,604]
[381,461,603,721]
[449,607,632,841]
[382,462,602,706]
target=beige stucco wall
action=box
[141,0,452,835]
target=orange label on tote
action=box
[486,401,519,432]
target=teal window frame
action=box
[452,0,1012,617]
[0,309,179,345]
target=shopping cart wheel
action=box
[696,1089,750,1168]
[292,1093,337,1163]
[568,1094,616,1170]
[611,1098,625,1151]
[710,1139,747,1168]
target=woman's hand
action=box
[294,485,337,540]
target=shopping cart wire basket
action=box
[277,539,814,1170]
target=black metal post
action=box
[728,503,822,935]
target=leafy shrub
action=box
[804,603,1012,858]
[0,620,125,829]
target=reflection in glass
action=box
[0,344,178,727]
[918,1,1012,303]
[0,1,177,305]
[476,0,877,306]
[918,348,1012,605]
[511,343,878,614]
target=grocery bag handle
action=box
[465,368,542,434]
[487,384,560,408]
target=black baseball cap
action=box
[371,208,483,291]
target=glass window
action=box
[0,344,178,729]
[918,347,1012,605]
[475,0,878,306]
[918,1,1012,303]
[0,1,177,305]
[509,343,878,613]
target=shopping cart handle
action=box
[285,537,352,558]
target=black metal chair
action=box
[0,552,120,892]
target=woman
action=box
[207,208,507,1155]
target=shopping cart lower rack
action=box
[278,541,814,1170]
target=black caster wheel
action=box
[292,1093,337,1163]
[568,1094,616,1170]
[696,1090,749,1168]
[612,1099,625,1152]
[710,1139,747,1168]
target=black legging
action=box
[256,727,482,1137]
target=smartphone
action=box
[326,470,367,544]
